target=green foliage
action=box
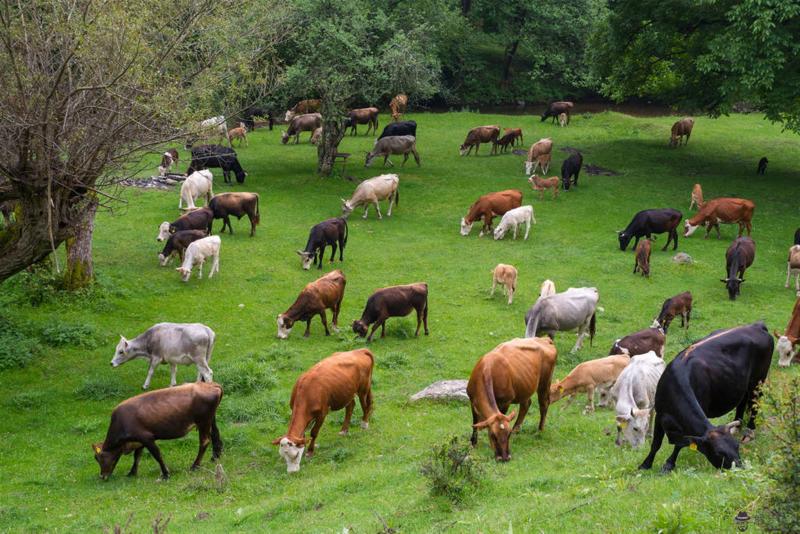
[217,357,277,395]
[420,435,484,503]
[41,321,98,348]
[7,392,45,410]
[379,351,410,370]
[74,377,124,401]
[648,504,702,534]
[0,314,40,370]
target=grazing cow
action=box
[639,322,772,472]
[721,237,755,300]
[365,135,420,168]
[93,382,223,480]
[525,287,599,353]
[310,127,322,145]
[669,118,694,147]
[112,323,216,389]
[228,123,248,147]
[389,93,408,121]
[345,107,379,136]
[158,149,180,176]
[541,101,574,124]
[493,132,517,154]
[377,120,417,140]
[785,245,800,293]
[460,189,523,237]
[558,113,568,127]
[493,205,535,241]
[549,354,630,414]
[352,283,429,341]
[158,229,207,266]
[460,126,500,156]
[282,113,322,144]
[272,349,373,473]
[186,145,247,184]
[156,207,214,242]
[341,174,399,219]
[284,99,321,123]
[468,337,558,461]
[609,327,666,358]
[633,239,652,277]
[277,270,346,339]
[689,183,704,210]
[208,192,260,237]
[613,351,665,448]
[240,106,271,130]
[528,175,559,200]
[618,208,682,252]
[185,115,229,148]
[773,297,800,367]
[524,138,553,175]
[297,217,348,270]
[684,197,755,238]
[490,263,518,305]
[178,169,214,210]
[176,235,221,282]
[653,291,693,334]
[561,152,583,190]
[503,127,523,146]
[757,157,768,175]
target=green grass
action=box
[1,110,799,532]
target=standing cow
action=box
[525,286,599,353]
[541,101,574,124]
[722,237,755,300]
[684,198,755,239]
[460,126,500,156]
[297,217,348,270]
[460,189,523,237]
[618,208,682,252]
[341,174,399,219]
[669,118,694,147]
[282,113,322,144]
[352,283,429,341]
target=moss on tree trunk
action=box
[63,200,97,290]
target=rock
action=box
[410,380,469,402]
[673,252,693,264]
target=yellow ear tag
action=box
[558,386,564,393]
[618,420,628,429]
[689,442,697,451]
[94,445,102,454]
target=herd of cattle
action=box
[90,100,799,482]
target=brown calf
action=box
[285,99,321,122]
[158,229,207,266]
[352,283,429,341]
[346,107,379,136]
[460,125,500,156]
[525,138,553,175]
[490,264,518,305]
[549,354,630,413]
[609,327,666,358]
[460,189,523,237]
[277,270,346,339]
[684,197,755,238]
[208,192,260,237]
[228,123,248,146]
[654,291,693,333]
[634,239,651,277]
[670,117,694,147]
[528,175,559,200]
[503,127,524,146]
[690,183,704,210]
[493,132,517,153]
[390,93,408,121]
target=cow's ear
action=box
[271,437,283,446]
[724,421,741,435]
[773,329,783,340]
[472,419,491,430]
[296,250,304,256]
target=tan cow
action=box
[670,117,694,147]
[785,245,800,293]
[549,354,630,413]
[277,270,346,339]
[460,125,501,156]
[390,94,408,121]
[346,107,379,136]
[284,99,321,122]
[490,264,518,305]
[228,123,248,147]
[525,138,553,175]
[774,297,800,367]
[690,183,704,210]
[684,197,755,238]
[341,174,399,219]
[528,175,559,200]
[460,189,523,237]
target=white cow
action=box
[525,287,599,353]
[179,169,214,210]
[111,322,215,389]
[341,174,399,219]
[493,205,535,241]
[176,235,221,282]
[186,115,229,148]
[611,351,665,448]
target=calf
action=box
[341,174,399,219]
[277,270,346,339]
[297,217,348,270]
[186,144,247,184]
[284,99,321,122]
[377,120,416,140]
[524,138,553,175]
[111,322,215,389]
[93,382,223,480]
[158,229,207,266]
[156,207,214,241]
[158,148,180,176]
[684,197,755,238]
[689,183,704,210]
[493,132,516,154]
[282,113,322,144]
[757,157,768,175]
[612,351,665,448]
[653,291,693,333]
[228,123,248,146]
[541,101,573,124]
[609,327,666,358]
[618,208,682,251]
[273,349,373,472]
[310,127,322,145]
[669,117,694,147]
[558,113,568,127]
[460,189,523,237]
[722,237,755,300]
[345,107,379,136]
[773,297,800,367]
[365,135,420,167]
[549,354,630,414]
[561,151,583,190]
[468,337,557,461]
[503,127,523,146]
[352,283,429,341]
[528,175,559,200]
[633,239,651,277]
[208,192,260,237]
[186,115,228,148]
[490,264,518,305]
[639,322,772,472]
[179,169,213,210]
[493,205,535,241]
[176,235,221,282]
[460,125,500,156]
[389,93,408,121]
[786,245,800,292]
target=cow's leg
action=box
[319,310,330,336]
[786,263,792,288]
[413,149,420,166]
[490,278,497,297]
[224,216,233,234]
[401,153,409,167]
[470,406,480,446]
[303,319,312,338]
[571,324,588,353]
[128,447,143,477]
[524,219,530,240]
[358,387,373,428]
[423,301,429,335]
[507,284,514,305]
[317,246,324,269]
[583,385,595,414]
[633,235,640,251]
[639,414,664,470]
[209,254,219,278]
[143,439,169,479]
[191,420,212,470]
[338,399,356,436]
[795,271,800,293]
[169,363,178,387]
[512,223,518,240]
[142,360,158,390]
[387,195,394,217]
[672,229,679,250]
[329,241,337,263]
[367,316,386,342]
[662,231,671,251]
[249,214,256,237]
[715,223,721,239]
[374,199,382,219]
[414,305,423,336]
[197,259,204,279]
[380,321,386,338]
[306,416,326,456]
[363,204,369,218]
[661,445,683,473]
[384,155,393,167]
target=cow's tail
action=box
[395,183,399,206]
[205,328,216,365]
[525,308,540,338]
[342,217,348,246]
[211,414,223,459]
[254,193,261,225]
[589,312,596,347]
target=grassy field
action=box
[1,110,799,533]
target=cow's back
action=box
[147,322,213,354]
[293,349,373,411]
[490,338,557,402]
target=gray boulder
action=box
[673,252,693,264]
[410,380,469,403]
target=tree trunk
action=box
[317,104,346,176]
[63,199,97,290]
[501,40,519,86]
[461,0,471,15]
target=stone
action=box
[672,252,693,264]
[410,380,469,402]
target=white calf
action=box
[490,264,518,304]
[176,235,221,282]
[341,174,400,219]
[179,170,214,210]
[493,205,535,240]
[785,245,800,293]
[611,351,665,448]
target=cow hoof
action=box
[360,422,369,430]
[190,464,200,471]
[638,463,652,471]
[338,430,349,436]
[660,463,675,474]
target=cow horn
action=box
[296,250,304,256]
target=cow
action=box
[345,107,379,136]
[352,283,429,341]
[503,127,523,146]
[612,351,665,448]
[282,113,322,144]
[689,183,704,210]
[468,337,558,462]
[528,175,559,200]
[341,174,399,219]
[176,235,221,282]
[493,205,535,241]
[490,263,518,305]
[773,297,800,367]
[284,99,321,123]
[618,208,682,252]
[459,126,500,156]
[561,151,583,190]
[158,229,207,267]
[558,113,568,127]
[525,287,599,353]
[721,237,755,300]
[185,115,229,148]
[684,198,755,238]
[669,118,694,147]
[228,123,248,147]
[92,382,223,480]
[277,270,346,339]
[549,354,630,414]
[609,327,666,358]
[795,228,800,246]
[653,291,693,334]
[389,93,408,121]
[784,245,800,293]
[633,239,651,277]
[377,120,416,140]
[460,189,523,237]
[310,127,322,145]
[208,192,260,237]
[365,136,420,167]
[156,207,214,242]
[541,101,574,124]
[158,149,180,176]
[297,217,348,270]
[240,105,271,130]
[178,169,213,210]
[757,157,768,175]
[186,145,247,184]
[492,132,517,154]
[538,279,556,300]
[272,349,373,473]
[524,138,553,175]
[112,323,216,390]
[639,322,772,472]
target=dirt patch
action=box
[585,164,621,176]
[512,149,527,157]
[119,173,186,189]
[560,146,586,155]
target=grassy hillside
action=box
[1,111,798,533]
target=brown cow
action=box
[460,125,500,156]
[272,349,374,472]
[684,197,755,238]
[346,107,379,136]
[549,354,630,413]
[460,189,523,237]
[158,229,208,266]
[653,291,693,333]
[390,94,408,121]
[277,270,346,339]
[284,99,321,122]
[634,239,652,277]
[493,132,517,154]
[528,175,559,200]
[609,327,666,358]
[92,382,223,480]
[352,283,429,341]
[282,113,322,144]
[774,297,800,367]
[722,236,755,300]
[158,148,180,176]
[670,118,694,147]
[690,183,704,210]
[525,138,553,175]
[503,127,524,146]
[541,101,574,124]
[228,123,248,147]
[468,337,558,461]
[208,192,260,237]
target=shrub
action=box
[380,351,409,370]
[8,391,45,409]
[74,377,124,401]
[41,321,98,347]
[217,359,276,395]
[420,436,483,503]
[648,504,701,533]
[0,315,41,370]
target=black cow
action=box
[241,106,272,131]
[756,157,768,175]
[639,322,772,473]
[721,237,755,300]
[296,217,348,270]
[561,152,583,190]
[541,101,573,123]
[377,120,417,140]
[186,145,247,184]
[618,208,682,251]
[158,229,207,266]
[157,207,214,242]
[794,228,800,246]
[352,283,429,341]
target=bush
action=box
[74,377,124,401]
[217,358,277,395]
[0,315,41,370]
[420,436,483,503]
[41,321,98,347]
[379,351,409,370]
[8,391,45,409]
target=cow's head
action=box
[157,222,172,242]
[773,330,798,367]
[549,381,567,404]
[111,336,134,367]
[341,198,354,218]
[720,277,744,300]
[687,421,741,469]
[683,220,700,237]
[460,217,473,236]
[458,144,470,156]
[473,411,516,461]
[235,169,247,184]
[615,408,651,448]
[276,314,295,339]
[597,387,612,408]
[493,224,507,241]
[176,266,192,281]
[296,250,314,270]
[272,436,305,473]
[352,320,368,338]
[281,131,290,144]
[617,230,632,251]
[364,151,376,167]
[284,110,295,123]
[92,443,121,480]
